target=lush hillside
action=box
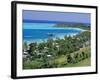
[23,31,91,69]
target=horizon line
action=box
[23,20,90,24]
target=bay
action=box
[23,23,83,43]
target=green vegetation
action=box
[65,57,91,67]
[23,31,91,69]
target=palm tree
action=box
[23,41,28,52]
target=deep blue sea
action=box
[23,23,83,43]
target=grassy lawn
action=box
[65,57,91,67]
[52,46,91,67]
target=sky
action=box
[23,10,90,24]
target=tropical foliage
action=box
[23,31,91,69]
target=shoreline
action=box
[54,27,87,32]
[23,32,80,44]
[23,27,88,44]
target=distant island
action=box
[53,22,90,30]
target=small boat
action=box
[47,33,55,37]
